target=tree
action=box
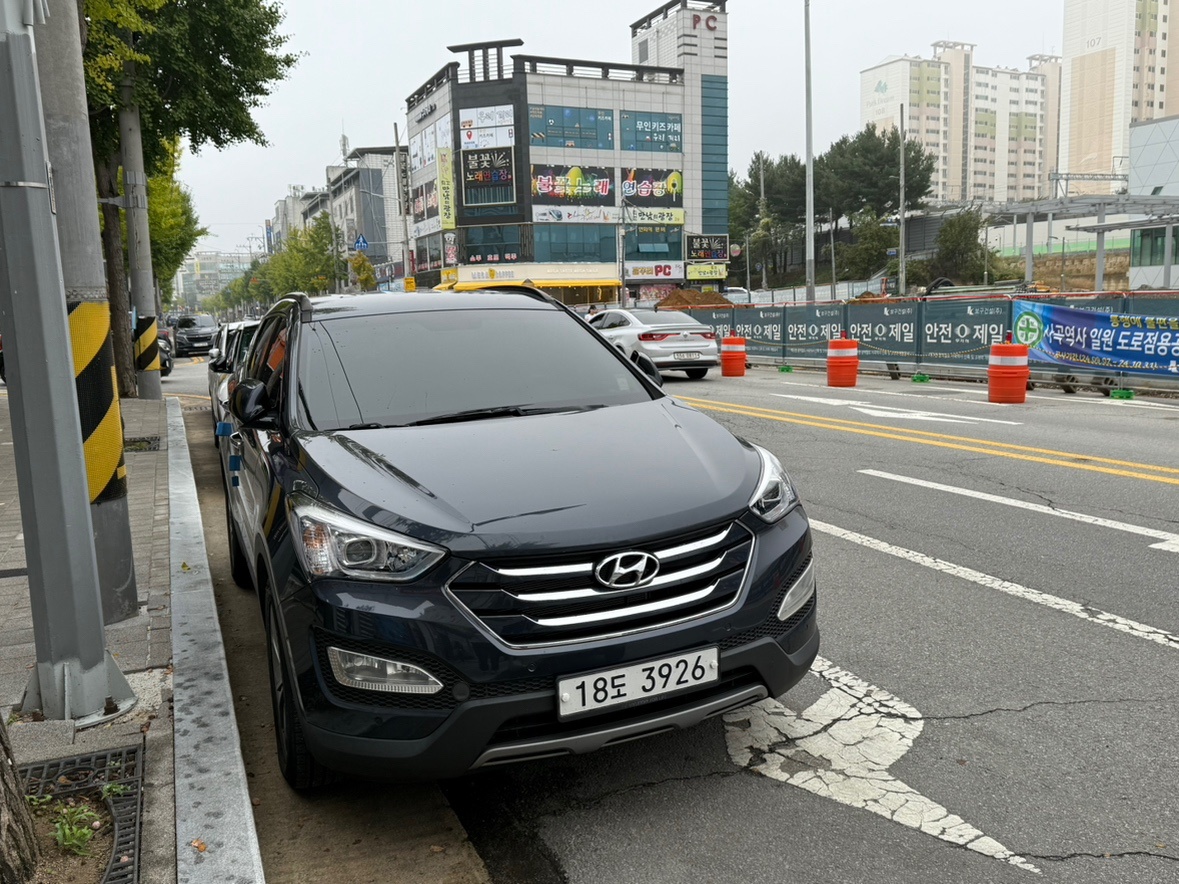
[83,0,298,394]
[838,210,898,280]
[930,209,990,284]
[816,124,936,225]
[349,252,378,292]
[148,143,207,305]
[0,717,38,882]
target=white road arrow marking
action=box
[726,657,1040,873]
[771,394,1021,426]
[861,470,1179,553]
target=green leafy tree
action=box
[837,210,898,280]
[148,144,207,306]
[930,209,990,284]
[816,124,936,225]
[83,0,298,394]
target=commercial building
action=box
[1059,0,1176,194]
[861,43,1061,203]
[402,0,730,298]
[1127,115,1179,289]
[172,251,252,309]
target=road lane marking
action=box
[771,393,1022,425]
[725,657,1040,874]
[860,470,1179,553]
[810,519,1179,652]
[677,397,1179,487]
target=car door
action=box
[226,313,288,569]
[591,311,633,354]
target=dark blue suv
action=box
[221,287,818,789]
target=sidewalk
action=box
[0,393,485,883]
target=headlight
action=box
[748,445,799,523]
[287,493,446,582]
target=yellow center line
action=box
[679,396,1179,487]
[169,393,212,401]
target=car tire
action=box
[226,494,254,591]
[684,368,709,380]
[265,596,333,791]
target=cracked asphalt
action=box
[443,370,1179,884]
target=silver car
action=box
[208,319,261,444]
[588,308,719,379]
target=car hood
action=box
[298,398,761,554]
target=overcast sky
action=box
[181,0,1064,253]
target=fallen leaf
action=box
[191,839,207,853]
[430,846,445,854]
[251,798,261,807]
[180,562,191,571]
[120,856,131,863]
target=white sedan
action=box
[587,308,719,379]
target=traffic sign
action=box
[354,234,368,251]
[887,248,898,257]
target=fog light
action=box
[776,558,816,621]
[326,647,443,695]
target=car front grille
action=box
[445,521,754,648]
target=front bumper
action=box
[279,509,817,780]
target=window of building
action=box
[462,225,525,264]
[533,224,616,264]
[1132,227,1179,266]
[638,39,649,63]
[622,225,683,263]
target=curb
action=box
[166,397,265,883]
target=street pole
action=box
[393,123,414,289]
[898,103,907,297]
[0,0,135,723]
[1060,236,1066,292]
[758,154,768,291]
[745,232,752,291]
[38,0,138,623]
[119,61,161,399]
[830,209,837,300]
[804,0,816,301]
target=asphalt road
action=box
[169,356,1179,884]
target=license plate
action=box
[557,647,719,719]
[675,351,701,360]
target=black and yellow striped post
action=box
[68,301,137,622]
[133,313,161,395]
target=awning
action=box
[453,279,621,291]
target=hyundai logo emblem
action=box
[595,551,660,590]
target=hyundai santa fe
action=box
[220,287,819,789]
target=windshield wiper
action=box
[403,405,594,427]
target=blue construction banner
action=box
[1012,299,1179,376]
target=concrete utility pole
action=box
[0,0,135,723]
[803,0,816,301]
[119,61,162,399]
[37,0,138,624]
[393,124,414,287]
[898,103,907,297]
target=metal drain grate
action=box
[124,436,160,452]
[21,745,144,884]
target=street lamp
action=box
[1048,235,1066,292]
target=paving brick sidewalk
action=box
[1,397,178,883]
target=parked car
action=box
[208,320,260,443]
[218,287,818,789]
[158,332,173,377]
[172,313,217,356]
[587,308,719,379]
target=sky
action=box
[180,0,1065,253]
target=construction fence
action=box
[681,292,1179,389]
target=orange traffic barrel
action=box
[827,338,859,387]
[721,337,746,377]
[988,343,1030,403]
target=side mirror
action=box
[228,378,276,427]
[207,347,222,364]
[633,353,663,387]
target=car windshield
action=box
[629,310,696,326]
[297,307,656,430]
[176,315,215,329]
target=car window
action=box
[641,311,698,326]
[235,325,259,364]
[297,308,656,431]
[599,313,626,330]
[176,314,215,329]
[587,313,605,326]
[243,317,282,381]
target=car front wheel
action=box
[266,597,332,790]
[684,368,709,380]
